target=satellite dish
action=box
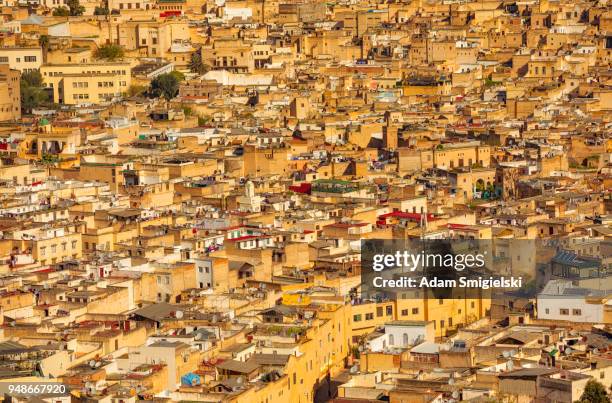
[507,360,514,371]
[95,361,102,368]
[565,347,573,355]
[236,377,244,385]
[503,351,510,358]
[175,310,184,319]
[452,391,459,399]
[448,377,455,385]
[89,360,96,368]
[593,348,599,354]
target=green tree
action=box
[52,6,70,16]
[38,35,50,50]
[94,44,125,61]
[169,70,185,81]
[575,380,610,403]
[197,115,211,126]
[150,73,182,101]
[22,70,44,87]
[20,70,48,114]
[94,6,109,14]
[66,0,85,15]
[188,51,208,75]
[127,85,147,97]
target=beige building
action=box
[0,47,43,73]
[0,64,20,122]
[113,20,190,58]
[40,62,131,105]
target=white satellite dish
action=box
[89,360,96,368]
[452,391,459,399]
[175,310,184,319]
[95,361,102,368]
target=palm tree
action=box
[39,35,50,63]
[189,51,208,75]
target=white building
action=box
[537,280,611,323]
[367,320,435,352]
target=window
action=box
[412,307,419,315]
[376,307,383,317]
[572,309,581,316]
[0,57,8,63]
[401,309,408,316]
[560,308,569,315]
[365,313,373,320]
[25,56,36,62]
[353,314,362,322]
[386,305,393,316]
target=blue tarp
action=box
[181,373,200,386]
